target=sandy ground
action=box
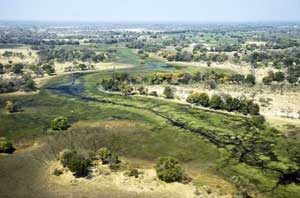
[0,47,39,65]
[48,161,230,198]
[144,83,300,122]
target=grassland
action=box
[0,46,299,198]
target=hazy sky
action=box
[0,0,300,22]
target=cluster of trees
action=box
[262,71,285,85]
[59,147,120,177]
[0,75,36,93]
[242,48,300,69]
[38,48,106,63]
[186,92,260,115]
[149,72,256,86]
[126,41,163,52]
[100,73,134,96]
[162,51,229,63]
[2,51,25,59]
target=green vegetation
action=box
[51,116,69,130]
[163,86,174,99]
[155,157,185,183]
[0,137,15,154]
[59,149,90,177]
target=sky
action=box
[0,0,300,22]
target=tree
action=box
[163,86,174,99]
[5,101,18,113]
[59,149,90,177]
[119,82,133,96]
[22,76,36,92]
[186,92,201,104]
[11,63,24,74]
[210,95,224,109]
[274,71,285,82]
[247,101,260,115]
[42,64,55,75]
[155,157,185,183]
[250,115,266,129]
[97,148,120,165]
[51,116,69,130]
[137,86,147,95]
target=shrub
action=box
[251,115,266,129]
[97,148,120,165]
[244,74,256,86]
[262,76,273,85]
[137,86,147,95]
[119,82,133,96]
[247,101,260,115]
[186,92,201,104]
[59,149,90,177]
[274,71,285,82]
[59,149,77,167]
[51,116,69,130]
[155,157,185,183]
[5,101,18,113]
[163,86,174,99]
[125,168,139,178]
[0,138,16,154]
[210,95,224,109]
[149,91,158,97]
[186,92,210,107]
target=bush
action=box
[125,168,139,178]
[59,149,90,177]
[247,101,260,115]
[97,148,120,165]
[5,101,18,113]
[59,149,76,167]
[244,74,256,86]
[251,115,266,129]
[51,116,69,130]
[163,86,174,99]
[155,157,185,183]
[149,91,158,97]
[119,82,133,96]
[210,95,224,109]
[186,92,201,104]
[186,92,210,107]
[262,76,273,85]
[274,71,285,82]
[0,138,16,154]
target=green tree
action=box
[119,82,133,96]
[210,95,224,109]
[51,116,69,130]
[155,157,185,183]
[59,150,90,177]
[274,71,285,82]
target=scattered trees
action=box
[186,92,260,115]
